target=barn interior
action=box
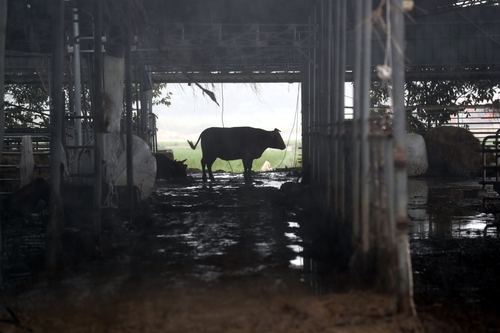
[2,0,500,332]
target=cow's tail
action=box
[187,135,202,150]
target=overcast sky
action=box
[154,83,302,142]
[154,82,355,142]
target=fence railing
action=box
[1,134,51,196]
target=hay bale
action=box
[423,126,481,178]
[405,133,428,176]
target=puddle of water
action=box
[255,242,273,257]
[408,178,496,239]
[284,223,304,270]
[289,256,303,268]
[151,172,337,294]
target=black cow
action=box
[188,127,286,182]
[154,154,188,181]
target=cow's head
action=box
[270,128,286,150]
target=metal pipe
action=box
[93,0,103,238]
[384,136,395,254]
[125,0,135,209]
[391,0,416,316]
[46,0,64,268]
[324,0,330,201]
[360,0,372,254]
[331,0,339,218]
[304,10,314,173]
[316,0,324,188]
[352,0,362,244]
[0,0,6,164]
[0,0,8,284]
[338,0,347,220]
[326,0,333,210]
[140,65,152,145]
[312,4,319,182]
[301,59,309,169]
[322,0,335,208]
[73,7,82,146]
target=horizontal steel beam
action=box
[7,67,500,84]
[151,71,301,83]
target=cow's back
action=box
[200,127,267,161]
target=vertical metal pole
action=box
[124,0,134,209]
[0,0,6,164]
[47,0,64,268]
[352,0,362,244]
[73,7,82,146]
[140,65,152,145]
[391,0,416,315]
[331,0,339,218]
[360,0,372,255]
[305,11,315,174]
[338,0,346,220]
[323,0,336,213]
[312,4,319,182]
[93,0,103,238]
[152,114,158,153]
[317,0,325,189]
[0,0,8,284]
[384,137,395,253]
[301,61,310,169]
[326,0,333,211]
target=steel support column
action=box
[0,0,6,164]
[73,7,82,146]
[125,0,134,210]
[140,65,153,145]
[325,0,333,211]
[0,0,7,284]
[93,0,103,238]
[351,0,362,245]
[351,0,372,278]
[316,1,324,190]
[301,60,310,169]
[331,0,340,219]
[391,0,416,316]
[312,5,319,183]
[337,0,346,220]
[359,0,372,256]
[46,0,64,268]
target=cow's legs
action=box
[207,161,215,182]
[201,157,208,182]
[243,159,253,182]
[204,157,216,182]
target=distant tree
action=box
[4,82,171,128]
[131,82,172,107]
[370,79,500,132]
[5,84,50,128]
[151,83,172,107]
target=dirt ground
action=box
[1,172,500,332]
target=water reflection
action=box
[408,179,495,239]
[284,227,303,268]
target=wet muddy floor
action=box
[1,172,500,332]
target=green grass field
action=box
[157,141,301,172]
